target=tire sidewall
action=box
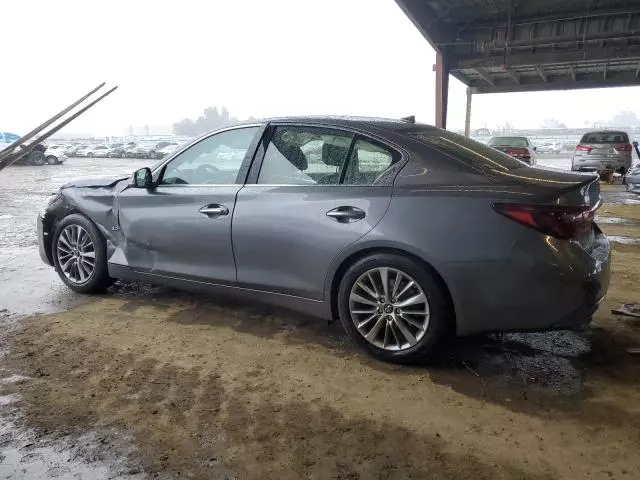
[52,214,111,293]
[338,253,449,363]
[46,156,58,165]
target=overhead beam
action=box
[505,68,521,84]
[454,6,640,33]
[473,69,495,86]
[469,72,640,94]
[535,65,548,83]
[451,46,640,70]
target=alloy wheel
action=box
[56,225,96,284]
[349,267,430,351]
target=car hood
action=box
[61,176,128,189]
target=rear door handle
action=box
[199,204,229,217]
[326,206,366,223]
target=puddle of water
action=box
[596,216,634,225]
[607,235,640,245]
[0,394,19,406]
[0,375,30,385]
[0,418,145,480]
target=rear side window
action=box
[403,127,525,171]
[343,139,396,185]
[580,132,629,144]
[258,127,352,185]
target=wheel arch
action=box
[327,244,457,334]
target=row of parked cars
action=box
[60,141,184,160]
[487,130,637,175]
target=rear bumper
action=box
[572,156,630,173]
[447,229,611,336]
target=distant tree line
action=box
[173,106,257,137]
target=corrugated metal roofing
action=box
[396,0,640,92]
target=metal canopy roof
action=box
[396,0,640,93]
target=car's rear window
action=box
[402,126,526,171]
[488,137,528,148]
[580,131,629,144]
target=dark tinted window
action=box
[488,137,529,148]
[403,127,525,171]
[258,127,352,185]
[580,131,629,144]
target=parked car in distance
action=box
[133,143,157,159]
[44,145,68,165]
[157,143,179,158]
[572,131,633,174]
[37,117,611,363]
[75,145,95,157]
[92,145,111,158]
[536,142,562,154]
[109,142,136,158]
[626,142,640,193]
[487,136,536,164]
[65,144,88,157]
[626,162,640,192]
[0,131,49,165]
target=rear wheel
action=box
[52,214,114,293]
[28,150,45,166]
[338,253,450,363]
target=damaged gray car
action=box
[37,117,611,362]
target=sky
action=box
[1,0,639,136]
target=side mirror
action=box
[633,141,638,147]
[133,167,153,188]
[533,146,537,152]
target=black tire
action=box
[337,253,451,363]
[52,214,114,293]
[29,150,46,166]
[46,155,58,165]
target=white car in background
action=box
[44,145,68,165]
[157,143,180,158]
[536,142,562,154]
[76,145,110,158]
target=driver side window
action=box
[160,127,259,185]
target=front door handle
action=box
[326,206,366,223]
[199,204,229,217]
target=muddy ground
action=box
[1,158,639,479]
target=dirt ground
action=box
[2,184,640,479]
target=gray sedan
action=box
[37,117,611,363]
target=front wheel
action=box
[46,155,58,165]
[338,253,450,363]
[87,152,94,158]
[52,214,114,293]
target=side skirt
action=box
[108,263,332,320]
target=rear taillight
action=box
[614,143,632,152]
[493,203,598,239]
[575,145,592,153]
[507,148,530,158]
